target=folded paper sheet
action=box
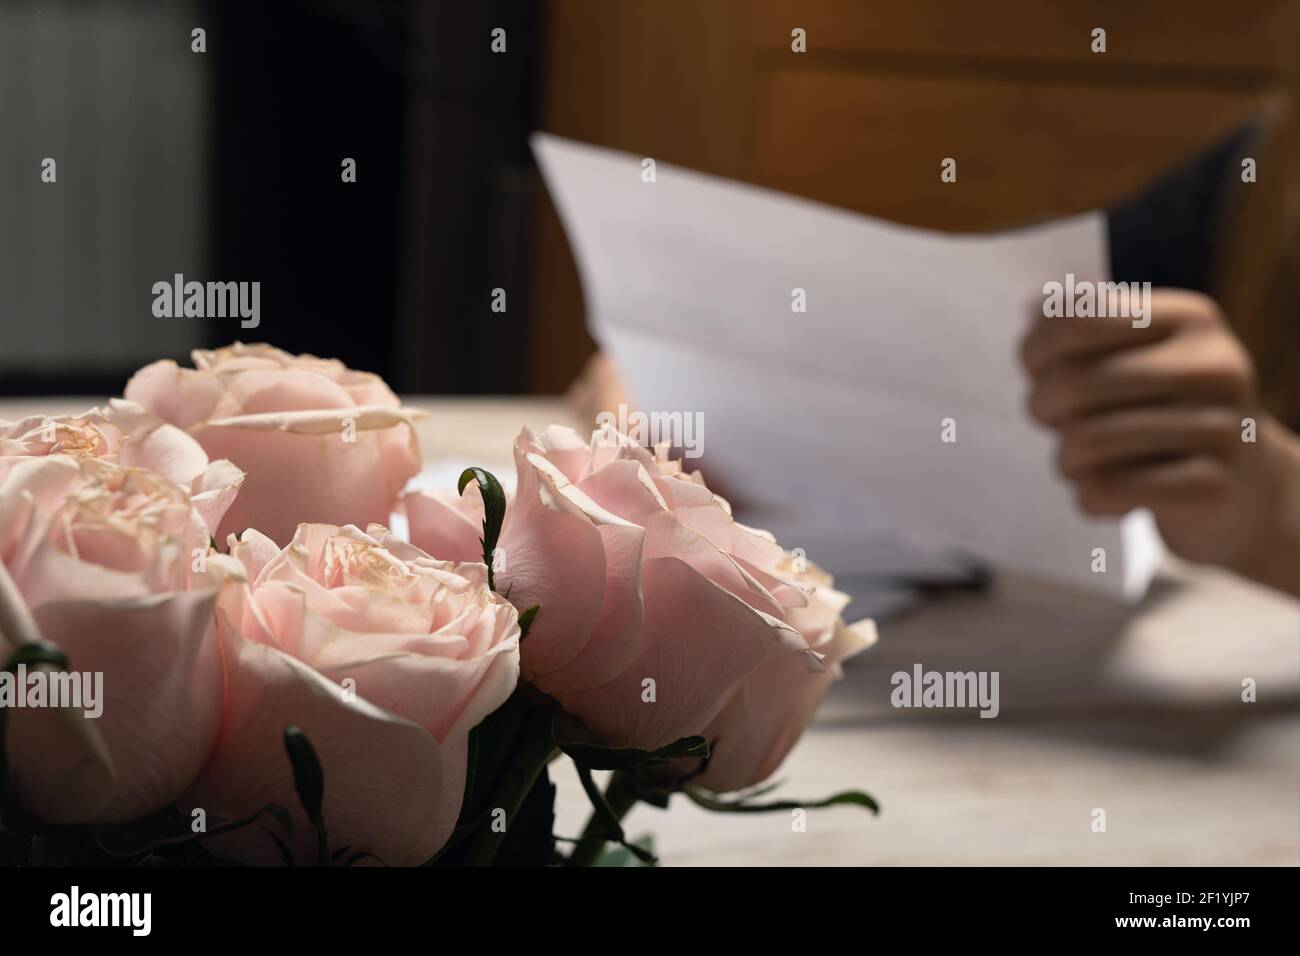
[533,134,1163,601]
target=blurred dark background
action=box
[209,0,543,395]
[0,0,544,396]
[1,0,1296,424]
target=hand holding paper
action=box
[533,133,1165,601]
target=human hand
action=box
[1020,289,1300,594]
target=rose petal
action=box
[106,399,211,487]
[496,444,636,680]
[182,631,452,866]
[695,617,876,792]
[400,489,486,564]
[22,590,225,822]
[227,528,283,583]
[124,360,233,430]
[195,422,419,546]
[553,555,811,749]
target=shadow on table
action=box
[823,568,1300,761]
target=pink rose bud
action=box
[404,424,873,768]
[182,523,520,866]
[0,449,245,824]
[125,343,422,546]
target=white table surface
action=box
[4,395,1297,865]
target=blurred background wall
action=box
[0,0,209,391]
[529,0,1300,424]
[1,0,1296,421]
[0,0,539,396]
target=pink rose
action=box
[183,523,520,866]
[686,571,876,792]
[125,343,422,546]
[0,399,243,535]
[0,454,243,824]
[403,425,834,751]
[400,483,486,565]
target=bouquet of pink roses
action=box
[0,344,876,866]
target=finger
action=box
[1020,314,1167,380]
[1075,455,1231,517]
[1028,331,1251,427]
[1019,288,1220,378]
[1056,406,1241,480]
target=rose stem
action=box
[458,702,557,867]
[563,769,638,867]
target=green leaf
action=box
[517,605,540,639]
[425,806,496,865]
[330,844,383,867]
[724,778,786,803]
[457,467,507,591]
[628,783,672,810]
[267,829,297,867]
[553,711,708,771]
[428,692,556,866]
[282,725,331,864]
[2,642,68,671]
[489,763,557,867]
[282,726,325,820]
[1,641,70,832]
[684,786,879,815]
[561,734,709,771]
[426,699,523,865]
[462,694,526,818]
[90,803,293,857]
[338,849,383,867]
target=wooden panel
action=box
[527,0,760,391]
[537,0,760,179]
[752,0,1298,78]
[753,69,1275,230]
[526,180,594,394]
[528,0,1300,404]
